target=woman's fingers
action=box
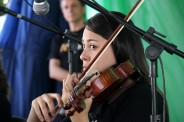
[62,81,71,105]
[32,100,45,122]
[62,74,79,104]
[37,96,50,121]
[41,94,56,117]
[64,74,75,92]
[32,93,62,122]
[49,93,63,107]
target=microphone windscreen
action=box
[33,1,50,16]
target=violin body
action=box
[91,60,140,102]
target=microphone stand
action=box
[65,30,79,75]
[52,36,79,122]
[79,0,184,122]
[0,5,82,45]
[68,39,74,74]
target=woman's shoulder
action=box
[123,82,163,102]
[129,82,151,96]
[112,82,152,105]
[110,82,164,114]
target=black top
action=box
[90,82,165,122]
[48,28,84,73]
[61,82,168,122]
[0,92,11,122]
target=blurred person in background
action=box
[48,0,86,93]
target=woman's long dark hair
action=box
[0,62,9,95]
[86,12,149,80]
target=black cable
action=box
[158,57,166,122]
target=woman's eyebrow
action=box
[82,39,98,43]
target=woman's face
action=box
[80,28,117,72]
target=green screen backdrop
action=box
[85,0,184,121]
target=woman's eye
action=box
[90,44,96,49]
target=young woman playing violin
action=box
[27,12,167,122]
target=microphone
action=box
[33,0,50,16]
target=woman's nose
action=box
[80,50,89,61]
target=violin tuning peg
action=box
[85,90,92,98]
[84,86,91,91]
[64,103,72,110]
[77,89,85,96]
[66,108,76,116]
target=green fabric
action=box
[86,0,184,121]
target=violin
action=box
[62,0,144,117]
[64,60,143,116]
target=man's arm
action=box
[49,58,69,82]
